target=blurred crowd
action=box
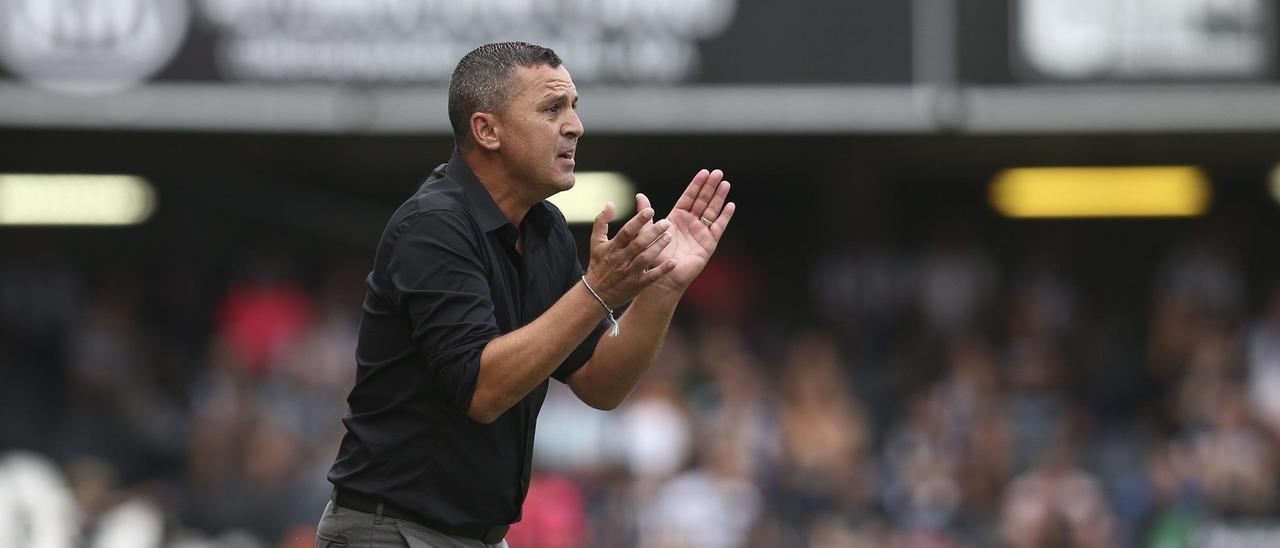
[2,231,1280,548]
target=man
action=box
[318,42,736,547]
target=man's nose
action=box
[564,108,584,138]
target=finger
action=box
[629,219,671,252]
[636,193,654,226]
[592,202,615,243]
[673,169,711,211]
[710,202,736,240]
[630,229,673,270]
[700,180,731,225]
[642,258,677,284]
[612,207,654,248]
[690,169,724,219]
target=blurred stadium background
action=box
[3,0,1280,547]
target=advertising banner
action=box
[1,0,1278,133]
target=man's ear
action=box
[470,112,501,151]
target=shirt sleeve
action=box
[387,210,500,412]
[550,222,610,384]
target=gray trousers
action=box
[316,501,510,548]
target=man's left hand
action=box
[636,168,736,295]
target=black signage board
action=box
[0,0,912,92]
[2,0,1278,133]
[960,0,1277,84]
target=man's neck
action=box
[463,150,538,228]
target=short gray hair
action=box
[448,42,563,150]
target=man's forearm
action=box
[469,282,606,423]
[567,285,682,410]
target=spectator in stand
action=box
[1247,280,1280,437]
[773,332,875,542]
[999,439,1115,548]
[636,428,762,548]
[215,260,314,379]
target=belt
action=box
[332,488,510,544]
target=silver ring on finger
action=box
[700,216,713,227]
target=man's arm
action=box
[568,169,736,409]
[467,203,674,423]
[565,285,680,410]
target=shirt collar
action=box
[448,149,510,233]
[447,149,553,233]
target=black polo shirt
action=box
[328,150,607,527]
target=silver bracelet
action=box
[581,275,620,337]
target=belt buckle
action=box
[482,524,509,544]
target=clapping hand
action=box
[583,169,736,306]
[637,169,736,294]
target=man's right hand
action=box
[585,201,676,308]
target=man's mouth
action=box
[557,149,576,167]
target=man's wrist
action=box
[582,271,624,309]
[581,275,622,336]
[639,279,685,304]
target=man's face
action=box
[496,64,583,196]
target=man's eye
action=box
[546,105,560,114]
